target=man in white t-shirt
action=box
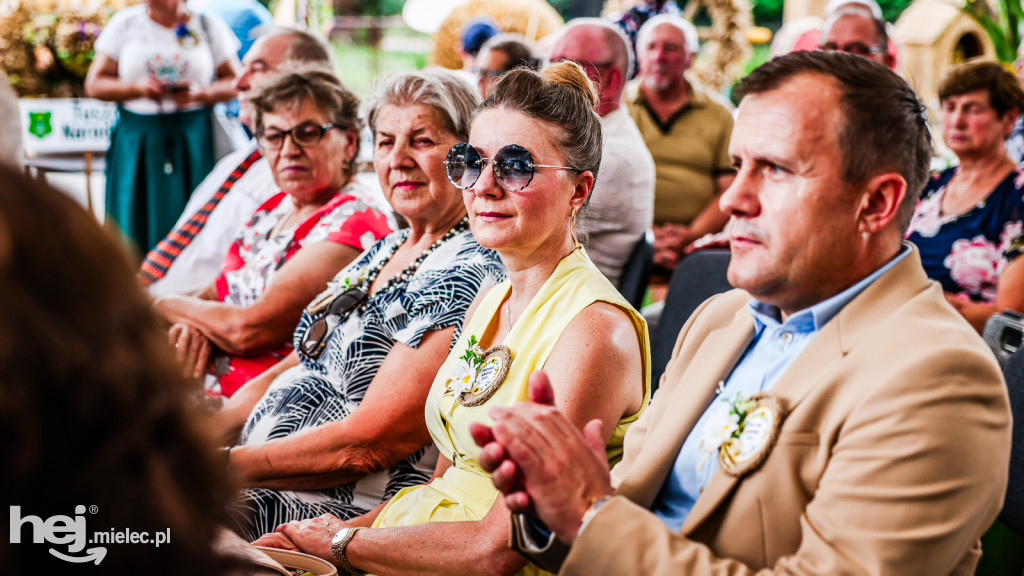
[549,18,655,287]
[145,27,334,296]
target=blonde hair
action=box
[479,60,603,178]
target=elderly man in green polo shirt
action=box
[625,14,735,271]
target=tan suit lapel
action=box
[680,310,845,534]
[617,304,755,508]
[680,246,932,535]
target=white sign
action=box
[19,98,117,155]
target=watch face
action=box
[332,528,350,547]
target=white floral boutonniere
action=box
[698,382,784,478]
[445,335,484,397]
[443,335,512,413]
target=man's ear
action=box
[857,172,906,234]
[604,68,625,100]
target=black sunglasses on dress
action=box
[299,287,367,359]
[444,143,580,192]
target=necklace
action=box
[349,216,470,316]
[505,297,513,333]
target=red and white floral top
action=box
[210,181,393,396]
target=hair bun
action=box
[541,61,599,107]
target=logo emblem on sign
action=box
[27,112,52,139]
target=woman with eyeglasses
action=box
[153,65,393,398]
[213,68,506,541]
[255,61,649,576]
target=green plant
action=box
[960,0,1023,63]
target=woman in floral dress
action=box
[154,67,392,398]
[906,60,1024,332]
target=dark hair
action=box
[480,61,603,179]
[938,59,1024,118]
[0,166,237,574]
[479,34,540,73]
[251,63,362,178]
[736,50,931,231]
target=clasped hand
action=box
[252,513,347,563]
[469,371,614,545]
[168,322,213,380]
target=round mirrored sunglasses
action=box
[444,142,579,192]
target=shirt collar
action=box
[628,79,706,109]
[747,243,912,333]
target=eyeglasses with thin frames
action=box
[256,122,338,151]
[818,42,885,57]
[444,143,580,192]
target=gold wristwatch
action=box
[330,526,365,575]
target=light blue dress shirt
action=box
[650,246,911,531]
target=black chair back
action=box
[617,233,654,310]
[999,346,1024,536]
[651,249,732,391]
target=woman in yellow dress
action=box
[255,61,650,575]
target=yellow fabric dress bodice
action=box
[372,248,651,576]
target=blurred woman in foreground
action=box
[0,166,239,574]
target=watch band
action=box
[509,513,570,573]
[331,526,365,576]
[578,495,613,536]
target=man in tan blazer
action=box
[473,50,1012,575]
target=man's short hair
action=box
[254,25,334,66]
[825,0,883,19]
[821,8,889,51]
[479,34,540,73]
[938,59,1024,118]
[736,51,931,231]
[636,14,700,56]
[557,18,635,81]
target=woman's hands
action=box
[253,513,349,562]
[168,322,214,380]
[472,371,614,545]
[135,76,167,101]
